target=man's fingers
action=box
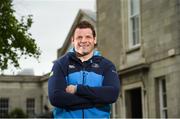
[66,87,71,93]
[66,85,76,94]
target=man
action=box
[48,21,120,118]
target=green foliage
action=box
[9,108,27,118]
[0,0,41,71]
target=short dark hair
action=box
[74,21,96,37]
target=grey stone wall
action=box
[142,0,180,63]
[141,0,180,117]
[97,0,180,118]
[97,0,122,69]
[0,75,48,116]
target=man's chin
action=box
[82,52,89,56]
[76,51,89,57]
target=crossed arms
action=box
[48,61,120,110]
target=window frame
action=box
[159,78,168,118]
[128,0,141,49]
[26,98,35,116]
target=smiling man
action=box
[48,21,120,118]
[72,25,96,60]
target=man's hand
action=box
[66,85,77,94]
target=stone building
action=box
[0,74,50,117]
[97,0,180,118]
[1,0,180,118]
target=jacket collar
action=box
[68,48,101,57]
[68,48,102,64]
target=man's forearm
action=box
[49,89,95,109]
[76,85,119,104]
[65,84,119,104]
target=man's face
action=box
[72,28,96,56]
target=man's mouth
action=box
[79,44,89,48]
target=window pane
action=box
[131,16,139,45]
[26,98,35,116]
[163,94,167,107]
[132,18,136,45]
[130,0,139,15]
[135,16,139,44]
[158,78,168,118]
[163,110,168,118]
[162,79,166,92]
[129,0,140,47]
[0,98,9,118]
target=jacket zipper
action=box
[82,67,85,119]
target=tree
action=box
[0,0,41,71]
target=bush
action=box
[9,108,27,118]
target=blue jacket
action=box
[48,50,120,118]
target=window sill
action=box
[126,45,141,54]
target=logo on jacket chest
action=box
[68,64,76,69]
[68,63,100,71]
[91,63,100,68]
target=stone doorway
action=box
[125,87,142,118]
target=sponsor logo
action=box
[91,63,100,68]
[69,64,76,69]
[112,70,117,74]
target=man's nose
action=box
[80,37,87,43]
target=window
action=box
[0,98,9,118]
[128,0,140,48]
[26,98,35,116]
[159,78,168,118]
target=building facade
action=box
[97,0,180,118]
[0,74,50,118]
[1,0,180,118]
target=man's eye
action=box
[77,36,82,39]
[86,36,92,39]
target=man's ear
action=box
[71,36,74,43]
[94,37,97,45]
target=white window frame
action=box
[159,78,168,118]
[128,0,141,48]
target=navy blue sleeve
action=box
[76,63,120,104]
[48,61,95,109]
